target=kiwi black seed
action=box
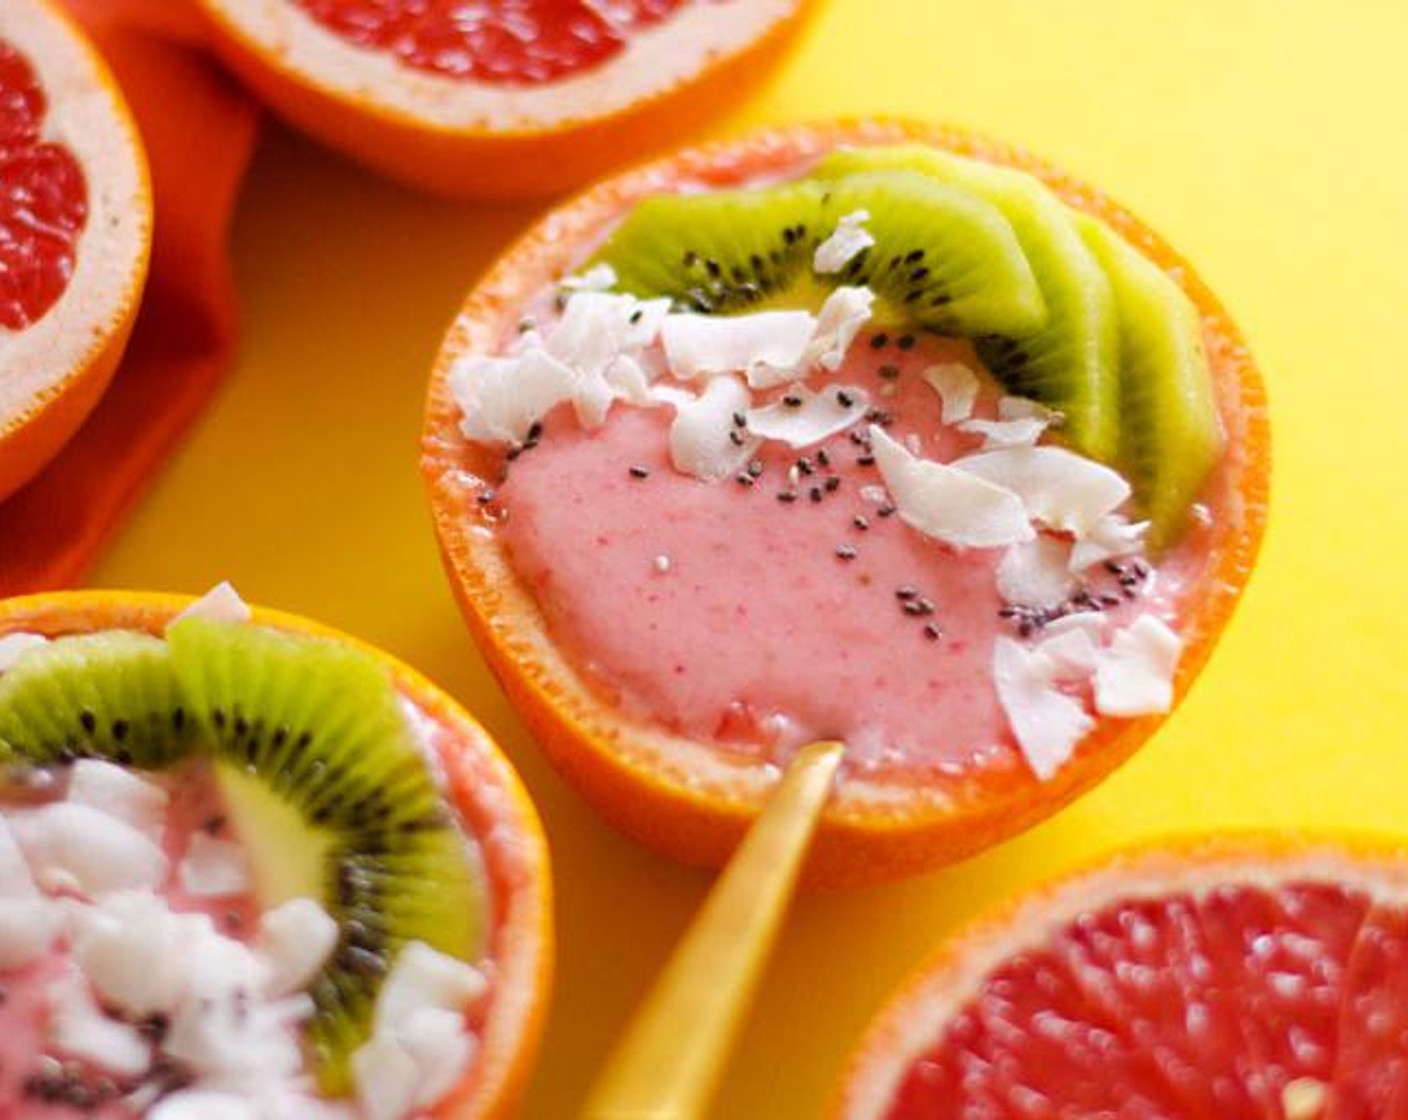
[593,169,1045,338]
[0,632,197,773]
[166,617,485,1094]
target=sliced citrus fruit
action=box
[834,836,1408,1119]
[0,588,552,1119]
[420,120,1269,885]
[0,0,151,503]
[191,0,817,199]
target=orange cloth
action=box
[0,1,257,594]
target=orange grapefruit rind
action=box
[421,119,1271,887]
[0,589,554,1120]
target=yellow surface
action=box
[91,2,1408,1116]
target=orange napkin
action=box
[0,1,257,594]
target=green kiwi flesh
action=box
[813,145,1121,463]
[0,632,196,772]
[593,169,1047,337]
[0,619,487,1096]
[1076,214,1224,549]
[166,617,486,1093]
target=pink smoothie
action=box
[490,331,1211,778]
[1,764,269,1119]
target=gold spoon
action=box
[580,739,844,1120]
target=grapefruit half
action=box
[191,0,817,199]
[835,836,1408,1119]
[0,0,152,503]
[0,588,553,1120]
[420,120,1270,886]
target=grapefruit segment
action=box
[1330,903,1408,1118]
[193,0,816,198]
[0,0,151,502]
[292,0,687,84]
[834,840,1408,1120]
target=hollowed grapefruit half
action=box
[0,588,553,1120]
[420,120,1270,886]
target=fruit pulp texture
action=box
[492,329,1222,779]
[885,879,1408,1119]
[0,38,87,332]
[293,0,687,84]
[0,764,263,1119]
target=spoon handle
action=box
[579,739,845,1120]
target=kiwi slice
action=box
[166,618,486,1093]
[0,631,196,771]
[593,169,1047,337]
[813,145,1121,462]
[1076,215,1224,549]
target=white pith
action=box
[838,845,1408,1119]
[199,0,799,133]
[0,0,151,440]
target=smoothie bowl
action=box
[0,588,550,1119]
[421,120,1269,885]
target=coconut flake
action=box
[662,310,814,385]
[173,582,251,627]
[258,898,340,998]
[745,384,869,448]
[0,897,63,968]
[997,536,1076,608]
[993,636,1095,780]
[11,803,168,896]
[603,354,654,406]
[869,427,1033,549]
[0,815,37,896]
[664,375,759,480]
[449,347,576,445]
[400,1007,478,1108]
[67,760,169,838]
[1070,514,1150,572]
[49,972,152,1076]
[558,262,617,293]
[959,415,1049,449]
[179,833,251,898]
[803,286,875,374]
[998,395,1059,422]
[149,1091,259,1120]
[954,446,1131,537]
[813,210,874,274]
[548,290,670,373]
[72,891,191,1015]
[375,942,487,1036]
[1094,615,1183,717]
[0,631,48,673]
[354,1035,420,1120]
[921,363,980,424]
[1036,627,1102,676]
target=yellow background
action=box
[92,2,1408,1116]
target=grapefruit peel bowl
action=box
[0,589,554,1120]
[421,119,1271,887]
[830,833,1408,1118]
[190,0,818,200]
[0,0,153,502]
